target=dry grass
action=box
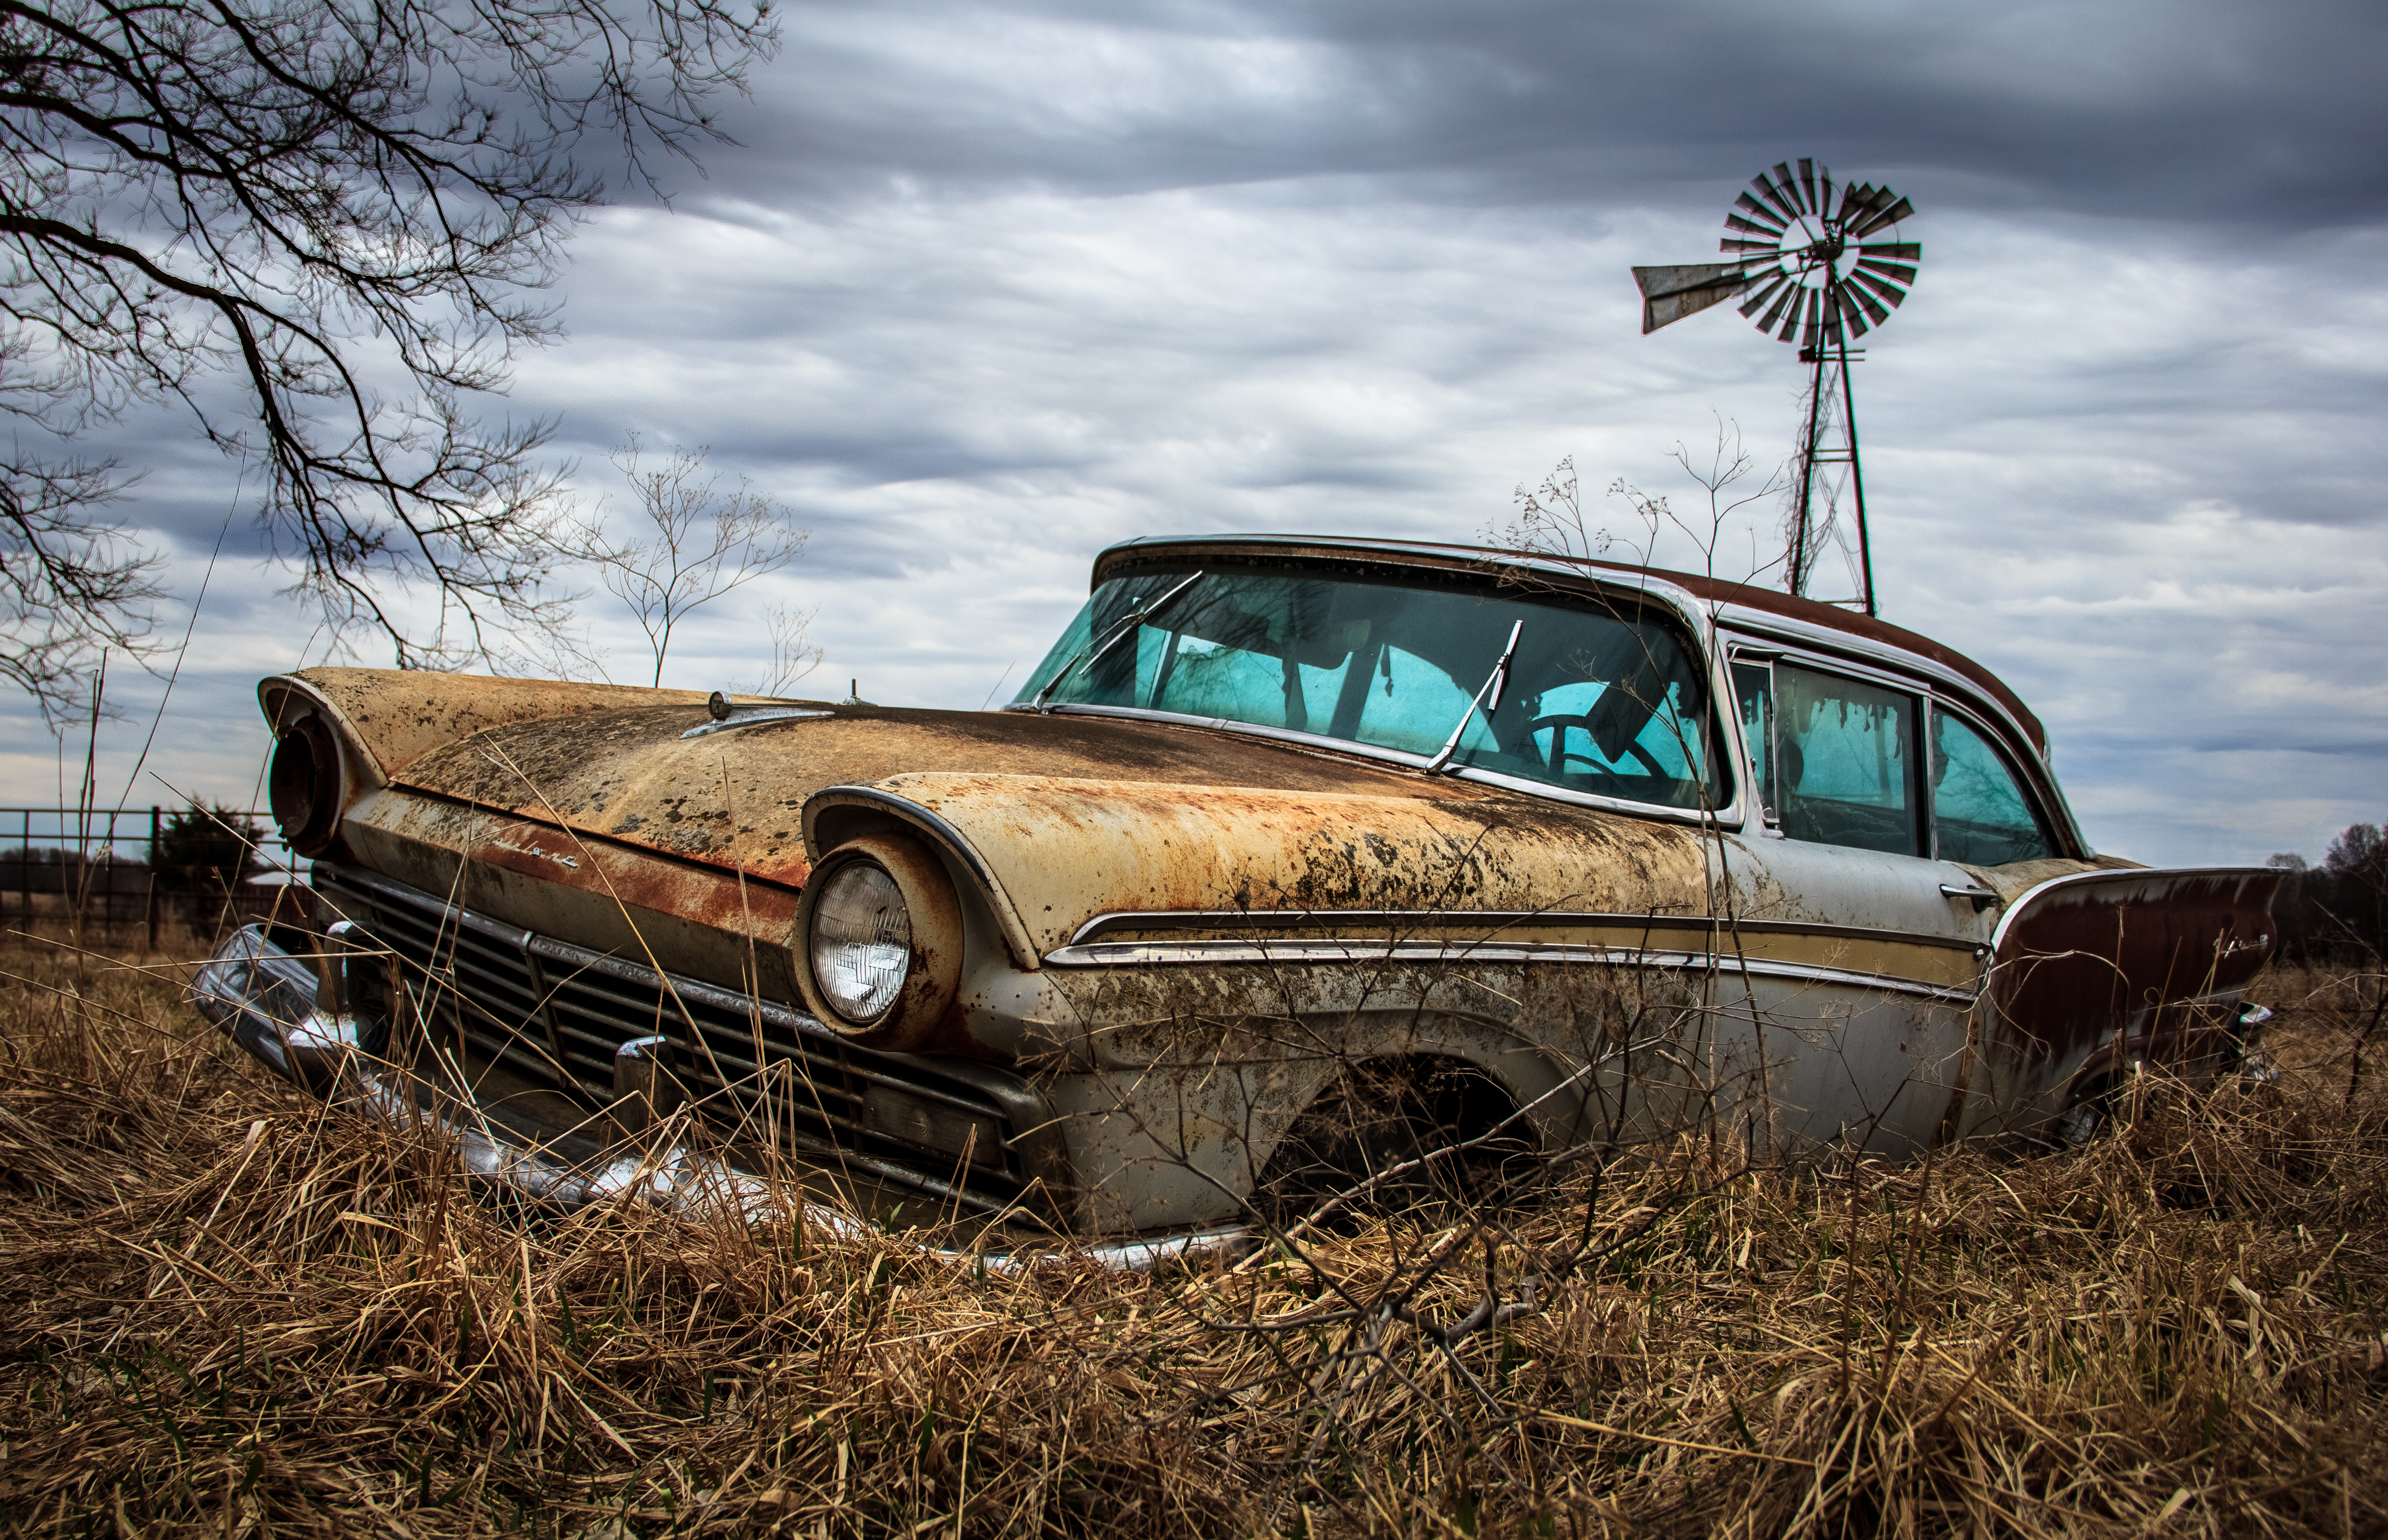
[0,940,2383,1538]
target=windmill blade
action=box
[1732,193,1788,232]
[1859,240,1922,261]
[1772,162,1806,214]
[1850,268,1909,308]
[1754,168,1802,223]
[1836,180,1874,223]
[1800,288,1825,350]
[1725,214,1784,239]
[1847,282,1891,327]
[1632,263,1753,332]
[1755,277,1801,335]
[1738,272,1795,320]
[1854,257,1918,286]
[1832,283,1872,338]
[1778,288,1812,343]
[1721,238,1782,255]
[1797,158,1820,216]
[1851,193,1916,239]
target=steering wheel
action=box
[1527,714,1666,782]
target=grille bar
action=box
[312,862,1046,1217]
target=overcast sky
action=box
[12,0,2385,868]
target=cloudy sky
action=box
[13,0,2385,868]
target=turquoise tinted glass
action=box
[1017,565,1724,810]
[1775,663,1919,855]
[1932,710,2054,865]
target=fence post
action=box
[18,809,27,925]
[146,805,161,952]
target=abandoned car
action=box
[196,534,2278,1253]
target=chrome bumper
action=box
[191,922,1247,1272]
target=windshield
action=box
[1014,563,1726,811]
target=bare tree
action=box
[0,0,779,711]
[748,599,825,698]
[575,440,811,688]
[1487,419,1786,587]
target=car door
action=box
[1717,649,2000,1158]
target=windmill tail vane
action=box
[1630,158,1921,617]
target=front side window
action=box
[1932,710,2056,865]
[1774,663,1921,856]
[1018,564,1726,811]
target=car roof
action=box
[1094,533,2048,754]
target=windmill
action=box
[1632,159,1920,616]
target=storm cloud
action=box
[12,0,2383,866]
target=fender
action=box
[1978,866,2279,1113]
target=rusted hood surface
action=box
[269,667,713,782]
[303,666,1711,934]
[344,674,1691,892]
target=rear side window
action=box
[1775,663,1921,856]
[1932,710,2056,865]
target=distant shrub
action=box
[2270,820,2386,964]
[150,803,269,895]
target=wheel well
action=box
[1258,1053,1537,1219]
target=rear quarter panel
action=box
[1959,866,2280,1139]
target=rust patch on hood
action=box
[289,667,1714,963]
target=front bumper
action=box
[190,921,1248,1271]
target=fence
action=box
[1,806,307,948]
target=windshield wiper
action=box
[1031,569,1207,712]
[1423,618,1522,773]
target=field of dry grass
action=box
[0,936,2382,1538]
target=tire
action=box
[2054,1074,2117,1149]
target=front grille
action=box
[312,863,1050,1220]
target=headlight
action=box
[808,859,912,1023]
[794,833,966,1048]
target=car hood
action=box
[276,668,1715,957]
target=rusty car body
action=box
[194,534,2279,1256]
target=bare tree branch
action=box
[0,0,779,701]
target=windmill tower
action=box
[1632,160,1920,616]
